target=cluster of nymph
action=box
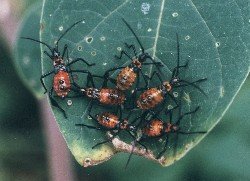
[22,18,207,167]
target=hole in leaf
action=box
[86,37,93,43]
[77,46,83,51]
[172,12,178,17]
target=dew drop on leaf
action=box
[172,12,179,17]
[59,26,63,31]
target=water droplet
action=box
[100,36,106,41]
[49,14,52,17]
[172,12,178,17]
[173,92,178,97]
[168,105,173,110]
[67,100,72,106]
[91,51,96,56]
[117,47,122,51]
[103,62,107,66]
[215,42,220,47]
[147,28,152,32]
[59,26,63,31]
[77,45,83,51]
[84,158,91,164]
[185,35,191,40]
[86,37,93,43]
[141,3,151,15]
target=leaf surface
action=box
[40,0,248,166]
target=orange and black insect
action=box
[72,75,126,113]
[136,33,207,110]
[75,105,146,150]
[81,87,126,106]
[21,20,95,118]
[102,18,162,91]
[137,105,206,159]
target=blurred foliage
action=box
[0,32,48,180]
[9,0,39,17]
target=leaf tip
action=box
[70,140,115,167]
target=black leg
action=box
[75,123,102,130]
[86,100,94,116]
[44,51,53,60]
[145,56,163,72]
[166,92,179,108]
[143,62,162,66]
[129,71,141,109]
[92,130,120,149]
[175,106,200,126]
[175,33,181,78]
[102,66,125,87]
[115,50,133,60]
[125,43,137,57]
[40,70,55,93]
[128,133,148,151]
[69,70,102,88]
[178,131,207,134]
[171,60,189,79]
[165,105,178,124]
[67,58,95,67]
[121,18,145,53]
[130,114,142,125]
[49,87,67,118]
[133,110,150,129]
[62,44,68,60]
[139,69,149,88]
[21,37,53,52]
[147,71,163,85]
[176,78,207,97]
[92,140,111,149]
[125,141,136,169]
[56,20,85,49]
[69,69,90,87]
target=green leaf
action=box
[40,0,248,167]
[188,0,250,164]
[14,2,44,99]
